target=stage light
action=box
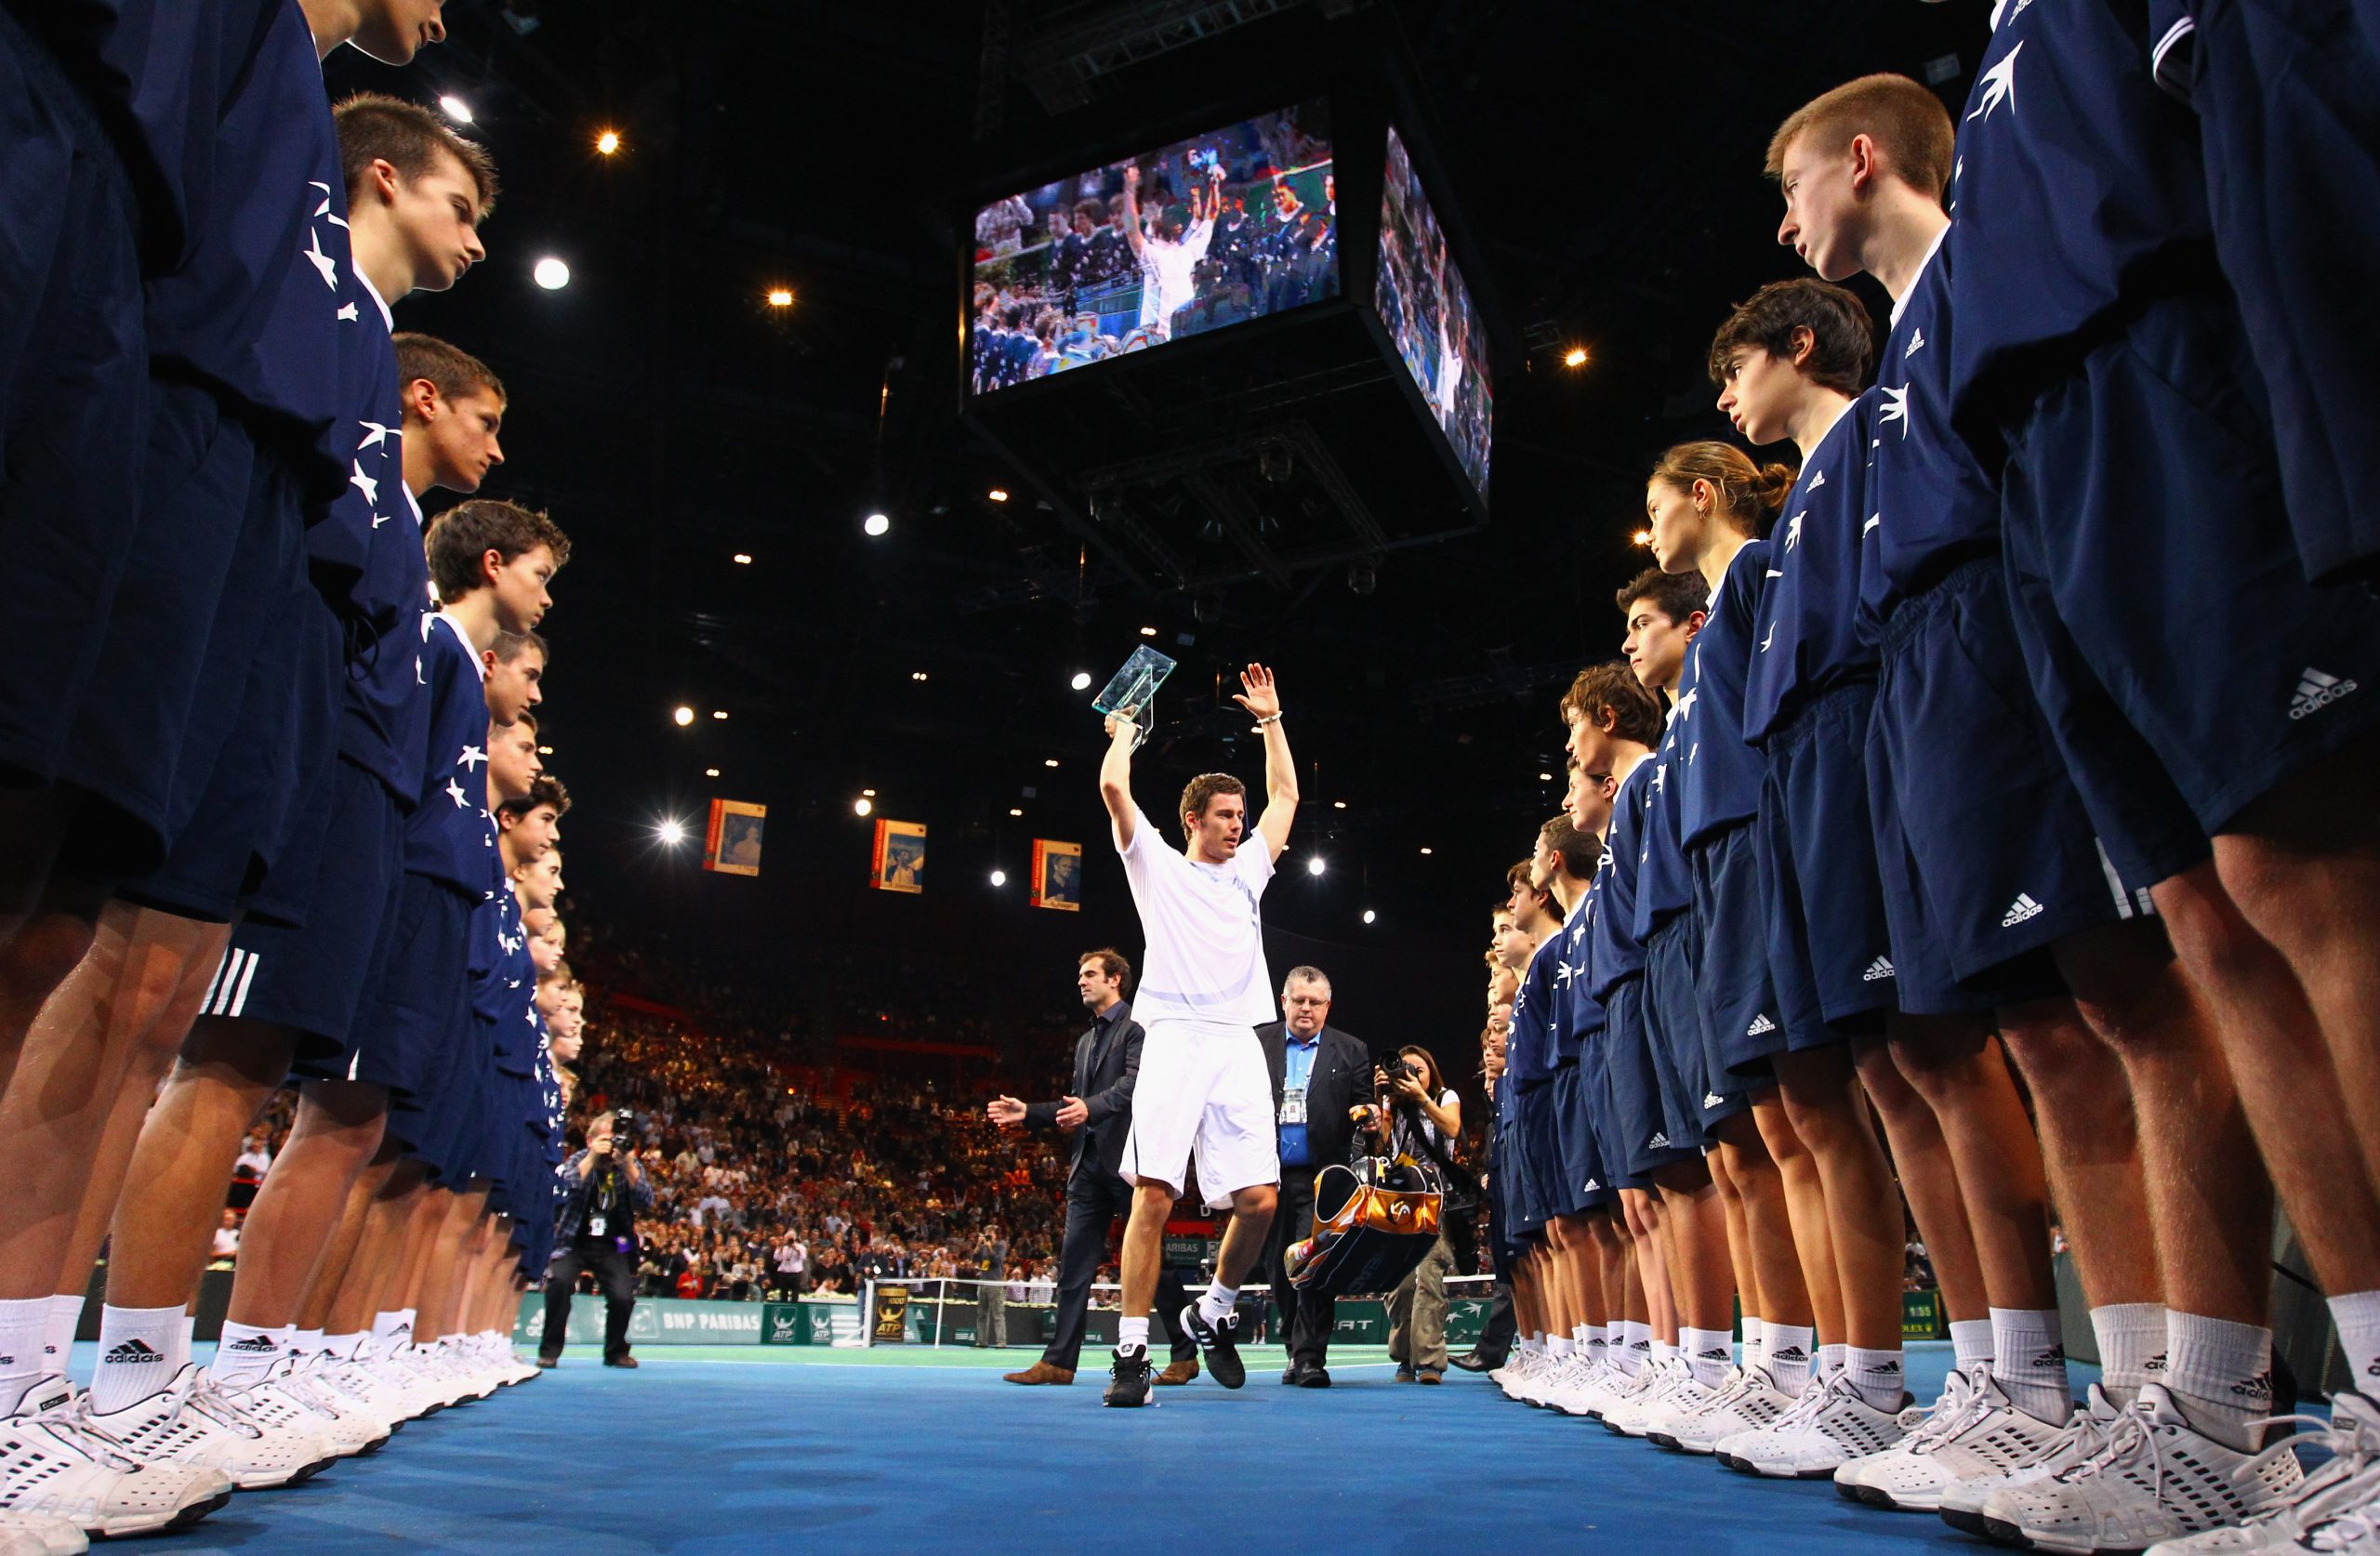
[1139,626,1157,638]
[733,552,752,564]
[655,818,686,847]
[439,94,474,124]
[596,129,622,156]
[862,787,877,797]
[911,670,929,681]
[1633,529,1654,547]
[765,287,793,308]
[864,511,890,536]
[987,487,1010,503]
[704,768,720,778]
[989,869,1007,887]
[1044,758,1060,769]
[710,709,729,720]
[1069,671,1092,692]
[854,797,874,817]
[671,705,694,727]
[1305,856,1327,877]
[1332,800,1347,810]
[1419,846,1434,856]
[1362,909,1377,925]
[1008,808,1024,817]
[1539,771,1554,783]
[537,745,553,756]
[533,256,570,290]
[1563,346,1590,369]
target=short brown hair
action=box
[425,498,571,602]
[1615,565,1709,625]
[499,773,571,821]
[1078,947,1132,993]
[1767,73,1955,205]
[1559,662,1665,748]
[1177,772,1247,838]
[1708,278,1876,398]
[1647,442,1797,539]
[1539,814,1599,880]
[335,92,499,213]
[394,332,506,410]
[493,628,548,666]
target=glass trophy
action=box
[1091,646,1176,745]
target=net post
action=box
[863,1279,876,1348]
[934,1279,946,1349]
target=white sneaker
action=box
[1658,1363,1796,1454]
[1721,1367,1911,1478]
[1550,1354,1623,1418]
[1940,1381,2128,1536]
[1606,1359,1712,1438]
[223,1358,389,1458]
[1834,1363,2068,1512]
[1976,1383,2306,1553]
[0,1377,230,1536]
[1638,1364,1739,1444]
[319,1343,433,1427]
[0,1506,88,1556]
[2143,1391,2380,1553]
[81,1365,334,1491]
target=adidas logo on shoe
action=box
[2002,893,2045,927]
[1745,1013,1778,1036]
[2290,666,2359,719]
[105,1338,165,1365]
[1646,1132,1672,1150]
[1862,956,1896,982]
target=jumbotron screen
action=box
[1377,125,1491,498]
[968,101,1338,395]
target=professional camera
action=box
[1382,1055,1420,1087]
[611,1108,637,1138]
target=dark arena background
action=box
[6,0,2373,1553]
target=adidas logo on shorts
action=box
[1745,1013,1777,1036]
[1862,956,1896,982]
[1646,1132,1671,1150]
[1703,1092,1726,1109]
[2290,666,2359,720]
[1581,1179,1601,1193]
[2002,893,2045,927]
[104,1338,165,1365]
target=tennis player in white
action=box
[1096,664,1296,1406]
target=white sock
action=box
[1683,1325,1735,1389]
[1196,1280,1236,1327]
[1845,1345,1906,1411]
[1949,1318,1995,1374]
[213,1321,287,1387]
[292,1327,326,1359]
[1765,1323,1817,1396]
[1117,1316,1149,1353]
[1739,1315,1763,1365]
[2166,1311,2272,1452]
[2328,1290,2380,1396]
[173,1313,195,1376]
[1569,1323,1592,1350]
[1652,1338,1678,1367]
[373,1309,415,1346]
[1548,1333,1573,1358]
[327,1330,367,1361]
[89,1303,182,1413]
[1617,1319,1651,1376]
[1818,1341,1848,1381]
[43,1294,83,1378]
[1584,1325,1608,1363]
[2089,1301,2168,1404]
[1990,1307,2072,1424]
[0,1299,46,1413]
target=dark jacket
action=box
[1024,1000,1143,1182]
[1257,1022,1371,1172]
[553,1149,655,1246]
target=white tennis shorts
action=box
[1119,1017,1281,1211]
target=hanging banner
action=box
[1029,838,1081,911]
[701,798,767,876]
[869,819,927,893]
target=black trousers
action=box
[1267,1166,1335,1369]
[542,1239,638,1361]
[1043,1167,1196,1371]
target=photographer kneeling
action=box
[1355,1047,1464,1384]
[540,1110,654,1369]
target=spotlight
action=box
[1563,346,1590,369]
[1633,529,1654,547]
[853,797,874,817]
[911,671,929,682]
[536,745,554,756]
[533,256,570,290]
[1069,671,1092,692]
[1539,771,1554,783]
[989,869,1008,887]
[732,552,753,564]
[1332,800,1347,810]
[1139,626,1157,638]
[704,768,720,778]
[863,788,877,797]
[1362,909,1377,925]
[765,287,794,308]
[1044,758,1060,769]
[655,818,686,847]
[1419,846,1434,856]
[438,94,474,124]
[864,511,891,536]
[1305,856,1327,877]
[596,128,622,155]
[671,705,694,727]
[1008,808,1024,817]
[710,709,729,720]
[987,487,1010,503]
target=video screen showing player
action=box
[1377,125,1492,500]
[968,101,1337,395]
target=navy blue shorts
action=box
[1757,681,1899,1038]
[1999,281,2380,853]
[0,7,144,792]
[352,875,475,1104]
[1687,824,1786,1078]
[1871,559,2144,989]
[1551,1060,1618,1211]
[113,442,321,919]
[1601,975,1702,1175]
[198,758,405,1062]
[2173,0,2380,583]
[394,1014,494,1184]
[1641,915,1750,1139]
[1510,1083,1556,1235]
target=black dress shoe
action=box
[1294,1365,1331,1389]
[1448,1352,1501,1373]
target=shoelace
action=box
[1900,1367,1989,1454]
[2307,1501,2378,1552]
[1993,1391,2117,1478]
[2220,1408,2379,1520]
[1765,1368,1846,1435]
[44,1396,152,1474]
[182,1373,267,1442]
[2057,1399,2172,1509]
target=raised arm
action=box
[1231,664,1297,863]
[1120,164,1146,257]
[1100,705,1140,851]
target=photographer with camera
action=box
[538,1110,654,1370]
[1355,1046,1466,1383]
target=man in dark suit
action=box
[1259,965,1372,1386]
[988,949,1197,1385]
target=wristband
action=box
[1251,712,1283,727]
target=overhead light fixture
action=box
[1419,847,1434,856]
[438,94,474,124]
[864,511,891,536]
[1139,626,1157,638]
[862,787,877,798]
[533,256,571,291]
[1008,808,1024,817]
[596,128,622,155]
[989,869,1008,887]
[1305,856,1327,877]
[986,487,1010,503]
[1332,800,1347,810]
[655,818,686,847]
[765,287,794,309]
[911,671,929,682]
[1362,909,1376,925]
[1069,671,1092,692]
[853,797,874,817]
[711,709,729,720]
[1563,346,1590,369]
[671,705,694,727]
[1538,771,1554,783]
[704,768,720,778]
[1044,758,1060,769]
[733,552,752,565]
[1633,529,1654,547]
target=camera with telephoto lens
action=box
[610,1108,636,1149]
[1383,1055,1419,1086]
